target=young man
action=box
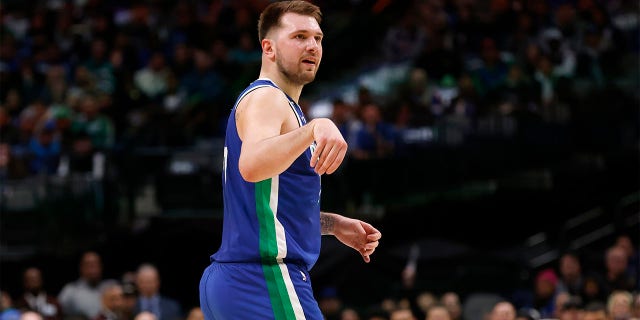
[198,1,382,320]
[582,302,608,320]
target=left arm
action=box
[320,212,381,263]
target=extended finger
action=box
[314,144,334,175]
[317,144,343,175]
[325,146,347,175]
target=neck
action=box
[259,69,303,103]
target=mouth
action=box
[301,57,317,66]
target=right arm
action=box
[237,87,347,182]
[320,212,381,263]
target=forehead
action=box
[278,12,322,34]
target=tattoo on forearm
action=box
[320,213,334,235]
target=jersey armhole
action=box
[234,86,298,141]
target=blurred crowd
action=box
[0,251,199,320]
[311,234,639,320]
[0,234,638,320]
[0,0,638,178]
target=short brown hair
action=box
[258,1,322,41]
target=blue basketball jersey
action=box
[212,78,322,271]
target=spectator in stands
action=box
[493,64,535,112]
[16,60,44,106]
[1,290,21,320]
[582,302,608,320]
[133,264,182,320]
[425,304,451,320]
[228,31,262,66]
[330,98,358,147]
[168,43,193,80]
[47,105,75,155]
[532,268,559,318]
[27,120,61,175]
[133,52,170,101]
[395,68,435,125]
[575,24,613,88]
[430,74,459,118]
[614,234,639,288]
[470,37,509,99]
[18,99,48,149]
[340,308,360,320]
[537,28,576,79]
[67,67,96,106]
[556,252,584,296]
[388,307,416,320]
[607,290,634,320]
[415,292,437,318]
[71,95,115,152]
[94,283,124,320]
[440,292,462,320]
[556,296,582,320]
[58,251,115,320]
[41,65,68,106]
[490,301,517,320]
[533,52,573,123]
[178,49,225,105]
[2,89,24,120]
[15,267,62,320]
[581,274,609,306]
[119,282,136,320]
[603,245,636,294]
[83,38,115,96]
[351,103,395,160]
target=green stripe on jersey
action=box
[255,179,297,320]
[256,179,278,261]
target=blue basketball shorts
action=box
[199,261,323,320]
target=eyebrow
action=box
[291,29,324,37]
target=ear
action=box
[261,38,275,59]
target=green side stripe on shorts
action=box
[256,179,297,320]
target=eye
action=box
[295,34,305,40]
[314,36,322,43]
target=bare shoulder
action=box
[236,86,292,140]
[236,86,289,120]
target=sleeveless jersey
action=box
[212,78,322,271]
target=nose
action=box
[306,38,320,52]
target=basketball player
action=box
[198,1,382,319]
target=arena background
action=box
[0,0,638,319]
